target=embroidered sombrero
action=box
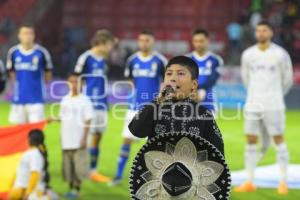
[129,132,231,200]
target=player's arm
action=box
[128,101,156,138]
[198,56,223,90]
[8,71,16,82]
[49,99,67,123]
[124,58,134,88]
[73,53,87,75]
[281,51,293,95]
[25,153,43,196]
[25,171,40,196]
[42,48,53,83]
[240,51,249,88]
[0,60,5,78]
[6,48,16,82]
[44,71,52,83]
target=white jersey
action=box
[60,93,93,150]
[14,148,45,190]
[241,43,293,111]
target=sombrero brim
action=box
[129,132,231,200]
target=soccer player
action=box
[6,23,53,124]
[110,30,167,185]
[187,28,223,111]
[234,21,293,195]
[73,29,115,182]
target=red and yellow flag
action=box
[0,121,46,200]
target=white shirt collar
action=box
[192,51,211,61]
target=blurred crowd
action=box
[0,0,300,79]
[226,0,300,64]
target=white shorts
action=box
[122,109,139,140]
[90,110,107,134]
[244,110,285,136]
[9,103,45,124]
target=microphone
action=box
[162,85,175,97]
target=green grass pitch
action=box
[0,102,299,200]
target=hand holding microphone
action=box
[157,81,177,103]
[161,85,175,97]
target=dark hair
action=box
[139,29,155,37]
[90,29,115,47]
[192,28,209,38]
[18,23,34,31]
[165,56,199,80]
[257,20,273,30]
[67,72,80,78]
[28,129,50,189]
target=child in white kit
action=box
[51,74,93,199]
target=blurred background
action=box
[1,0,300,108]
[0,0,300,200]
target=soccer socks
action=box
[245,144,257,182]
[275,142,289,182]
[90,147,99,170]
[235,144,257,192]
[116,144,131,179]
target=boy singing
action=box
[129,56,224,154]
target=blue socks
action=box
[116,144,131,179]
[90,147,99,170]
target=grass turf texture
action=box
[0,102,299,200]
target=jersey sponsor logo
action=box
[149,62,158,77]
[250,64,276,72]
[32,56,39,65]
[92,63,98,68]
[14,56,38,71]
[132,62,158,77]
[92,87,99,97]
[16,56,22,63]
[92,68,104,75]
[199,61,212,75]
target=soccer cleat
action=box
[107,177,122,187]
[89,171,111,183]
[234,181,256,192]
[277,181,288,195]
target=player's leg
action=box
[273,135,289,195]
[90,133,101,171]
[63,150,76,198]
[234,134,258,193]
[111,138,133,185]
[265,110,289,195]
[89,133,111,182]
[9,104,27,124]
[89,110,103,171]
[89,110,110,182]
[235,112,261,192]
[109,110,138,186]
[70,149,89,198]
[27,103,45,123]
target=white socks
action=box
[245,144,257,182]
[275,142,289,182]
[245,142,289,183]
